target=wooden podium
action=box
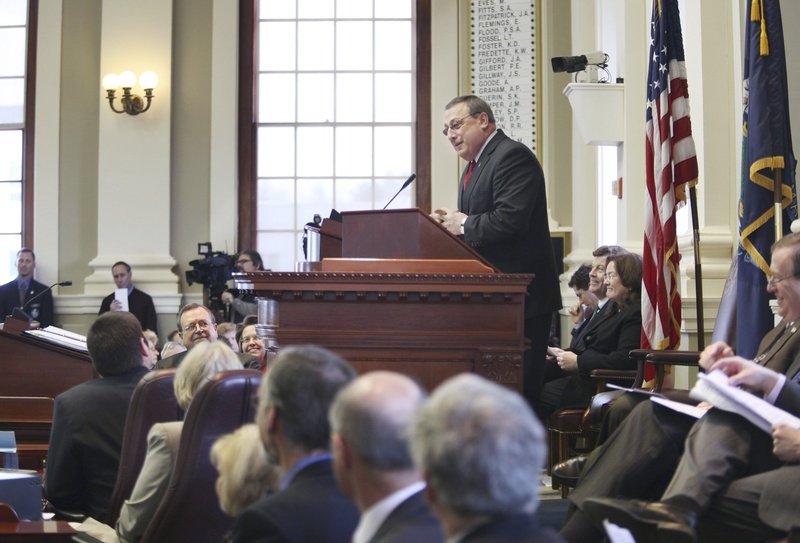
[0,318,94,471]
[236,209,533,392]
[0,320,94,398]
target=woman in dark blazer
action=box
[539,253,643,417]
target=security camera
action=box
[551,51,608,74]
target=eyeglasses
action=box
[183,320,211,333]
[442,114,477,136]
[603,273,618,281]
[241,334,260,344]
[237,258,252,265]
[767,273,799,287]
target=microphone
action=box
[22,280,72,313]
[383,174,416,210]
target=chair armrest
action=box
[46,503,86,523]
[590,369,638,381]
[645,350,701,367]
[582,389,626,433]
[589,369,637,394]
[628,349,655,361]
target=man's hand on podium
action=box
[432,207,467,236]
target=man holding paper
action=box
[98,261,157,333]
[563,356,800,543]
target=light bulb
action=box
[102,73,119,89]
[139,71,159,90]
[118,71,137,88]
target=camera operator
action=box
[221,249,265,323]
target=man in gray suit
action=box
[582,358,800,543]
[329,371,443,543]
[560,233,800,542]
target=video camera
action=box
[185,242,235,318]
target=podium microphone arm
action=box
[22,280,73,312]
[383,174,417,210]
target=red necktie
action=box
[462,161,476,191]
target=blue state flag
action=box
[737,0,797,358]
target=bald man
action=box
[329,372,444,543]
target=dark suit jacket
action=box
[460,513,565,543]
[156,348,260,371]
[539,301,641,414]
[457,130,561,318]
[571,301,641,377]
[368,490,444,543]
[44,365,150,521]
[0,277,54,327]
[99,287,158,332]
[231,458,359,543]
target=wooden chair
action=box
[140,369,262,543]
[551,350,700,497]
[104,370,181,526]
[0,503,19,522]
[547,363,641,498]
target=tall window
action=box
[252,0,420,271]
[0,0,32,283]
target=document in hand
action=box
[689,369,800,434]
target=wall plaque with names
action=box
[471,0,537,154]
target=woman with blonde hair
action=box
[211,424,279,519]
[115,341,244,543]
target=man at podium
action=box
[0,248,54,328]
[433,95,562,406]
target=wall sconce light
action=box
[102,70,158,115]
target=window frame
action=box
[23,0,38,247]
[236,0,431,250]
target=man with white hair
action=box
[409,374,565,542]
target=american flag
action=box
[641,0,698,363]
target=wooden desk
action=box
[0,521,76,542]
[0,327,93,398]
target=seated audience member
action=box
[231,345,360,543]
[157,303,259,370]
[329,371,444,543]
[143,329,159,369]
[45,312,151,521]
[221,250,265,323]
[166,328,182,343]
[218,322,240,352]
[160,340,186,360]
[554,232,800,484]
[98,261,158,332]
[409,374,564,543]
[569,358,800,543]
[212,424,280,543]
[238,323,267,370]
[115,341,245,543]
[566,263,597,342]
[540,252,642,417]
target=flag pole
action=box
[689,185,704,350]
[774,168,784,242]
